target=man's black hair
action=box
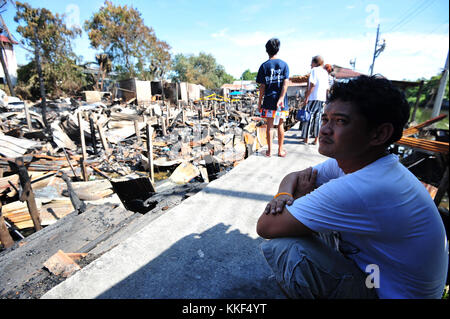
[328,75,410,146]
[266,38,280,57]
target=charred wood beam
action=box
[59,172,87,214]
[89,115,98,155]
[0,201,14,249]
[62,147,79,180]
[77,112,88,181]
[8,158,42,231]
[96,122,111,155]
[146,123,154,183]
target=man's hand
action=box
[276,99,284,108]
[263,167,318,215]
[294,167,318,198]
[264,194,293,215]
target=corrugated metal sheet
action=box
[0,134,41,158]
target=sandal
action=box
[265,150,271,157]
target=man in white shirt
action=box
[301,55,329,145]
[256,75,448,299]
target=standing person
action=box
[300,55,329,145]
[256,38,290,157]
[256,75,448,299]
[324,63,335,99]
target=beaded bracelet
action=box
[274,192,293,199]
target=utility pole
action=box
[349,58,356,71]
[431,51,449,119]
[369,24,386,76]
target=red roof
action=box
[0,35,18,45]
[333,65,361,79]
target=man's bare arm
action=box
[257,207,313,238]
[277,79,289,107]
[263,167,318,214]
[257,167,317,239]
[304,82,314,104]
[258,84,265,109]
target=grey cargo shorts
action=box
[260,234,378,299]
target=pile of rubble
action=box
[0,88,281,246]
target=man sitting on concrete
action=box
[256,75,448,299]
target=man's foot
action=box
[278,150,287,157]
[265,150,271,157]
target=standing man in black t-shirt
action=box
[256,38,290,157]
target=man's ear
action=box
[370,123,394,146]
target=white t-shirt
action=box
[308,66,329,102]
[286,154,448,299]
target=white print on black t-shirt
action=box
[265,68,284,84]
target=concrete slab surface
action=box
[42,124,327,299]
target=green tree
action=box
[13,1,85,99]
[84,1,171,81]
[241,69,257,81]
[405,73,449,109]
[171,52,234,89]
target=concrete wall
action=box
[178,82,204,102]
[118,78,152,105]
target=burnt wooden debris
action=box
[0,85,288,257]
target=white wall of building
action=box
[0,42,18,86]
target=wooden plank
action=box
[5,199,73,230]
[23,102,32,131]
[146,123,154,183]
[396,136,449,154]
[43,250,81,277]
[78,112,89,181]
[96,121,111,155]
[134,120,142,145]
[0,135,40,158]
[403,114,447,137]
[0,201,14,248]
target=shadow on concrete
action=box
[202,187,273,202]
[283,139,305,145]
[95,223,284,299]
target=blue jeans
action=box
[260,234,378,299]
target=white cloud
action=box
[65,4,80,28]
[211,28,229,38]
[211,30,449,81]
[369,32,449,80]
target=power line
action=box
[385,0,437,33]
[385,0,427,32]
[428,20,449,35]
[385,0,429,32]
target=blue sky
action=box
[2,0,449,81]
